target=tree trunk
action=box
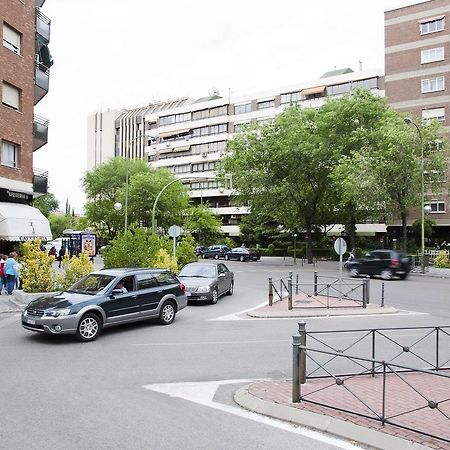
[306,225,313,264]
[401,210,408,253]
[348,214,357,253]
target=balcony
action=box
[34,60,49,104]
[33,115,49,151]
[35,8,51,42]
[33,168,48,196]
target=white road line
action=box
[144,379,363,450]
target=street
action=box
[0,258,448,449]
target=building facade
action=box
[385,0,450,236]
[0,0,52,250]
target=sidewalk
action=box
[236,374,450,450]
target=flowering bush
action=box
[434,250,450,269]
[152,248,178,272]
[58,252,95,289]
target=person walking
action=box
[4,252,18,295]
[0,254,7,294]
[58,246,66,268]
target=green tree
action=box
[238,210,285,247]
[33,193,59,218]
[182,204,222,245]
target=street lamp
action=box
[404,117,426,273]
[293,233,297,265]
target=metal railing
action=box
[268,272,292,305]
[292,322,450,443]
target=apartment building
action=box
[87,69,384,236]
[0,0,52,251]
[385,0,450,236]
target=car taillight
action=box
[179,283,186,292]
[391,259,400,267]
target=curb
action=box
[234,386,431,450]
[246,305,398,319]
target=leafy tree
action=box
[412,217,435,242]
[182,204,222,245]
[33,193,59,218]
[48,213,82,239]
[238,210,285,247]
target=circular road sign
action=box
[334,237,347,256]
[168,225,182,238]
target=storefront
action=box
[0,188,52,254]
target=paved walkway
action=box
[236,373,450,450]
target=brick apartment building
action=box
[385,0,450,239]
[0,0,52,252]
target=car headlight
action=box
[44,308,71,317]
[196,286,211,293]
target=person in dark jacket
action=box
[48,246,57,258]
[58,246,66,268]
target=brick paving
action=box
[249,372,450,450]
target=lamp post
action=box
[404,117,426,273]
[293,233,297,265]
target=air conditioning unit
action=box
[201,152,207,158]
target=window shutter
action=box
[2,82,20,110]
[3,23,21,52]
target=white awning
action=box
[0,202,52,241]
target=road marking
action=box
[132,339,291,347]
[144,379,363,450]
[210,300,269,321]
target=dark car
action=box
[202,245,231,259]
[22,268,188,342]
[347,250,411,280]
[195,245,206,256]
[178,262,234,303]
[224,247,261,262]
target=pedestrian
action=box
[58,246,66,268]
[48,246,57,258]
[4,252,18,295]
[0,254,7,294]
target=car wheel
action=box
[159,301,176,325]
[225,255,229,260]
[202,254,207,259]
[380,269,393,280]
[214,254,219,260]
[239,255,245,262]
[226,281,234,296]
[76,313,102,342]
[211,288,219,304]
[399,273,408,280]
[350,268,359,278]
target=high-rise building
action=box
[385,0,450,236]
[87,69,384,236]
[0,0,52,251]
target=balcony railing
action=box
[33,114,49,151]
[35,8,51,42]
[34,60,49,104]
[33,168,48,195]
[35,0,46,7]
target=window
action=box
[425,201,446,213]
[234,122,250,133]
[421,47,444,64]
[421,76,445,93]
[280,91,302,104]
[171,164,191,174]
[3,23,21,54]
[155,272,178,285]
[192,124,227,138]
[191,106,227,121]
[1,141,18,168]
[327,78,379,96]
[191,141,226,155]
[422,107,445,122]
[2,82,20,110]
[420,17,445,35]
[192,161,216,173]
[159,112,191,127]
[116,276,136,292]
[234,103,251,114]
[136,273,158,289]
[257,99,275,110]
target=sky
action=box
[33,0,424,213]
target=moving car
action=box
[177,262,233,303]
[224,247,261,262]
[22,268,187,342]
[347,250,411,280]
[202,245,231,259]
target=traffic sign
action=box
[334,237,347,256]
[168,225,181,238]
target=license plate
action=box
[26,318,36,325]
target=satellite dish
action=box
[209,86,220,96]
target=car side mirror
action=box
[111,289,123,295]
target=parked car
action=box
[224,247,261,262]
[347,250,411,280]
[202,245,231,259]
[178,262,233,303]
[22,268,187,342]
[195,245,206,256]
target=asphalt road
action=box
[0,258,448,449]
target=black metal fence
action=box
[292,322,450,443]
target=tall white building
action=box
[86,69,384,236]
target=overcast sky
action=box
[33,0,422,213]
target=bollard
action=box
[362,279,367,308]
[292,335,301,402]
[365,276,370,304]
[268,277,273,306]
[314,271,318,296]
[296,273,299,295]
[288,278,293,310]
[381,283,385,307]
[298,321,307,385]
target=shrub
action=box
[152,248,178,272]
[224,237,236,249]
[434,250,450,269]
[59,252,94,289]
[20,240,56,293]
[176,235,197,268]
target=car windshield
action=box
[179,265,216,278]
[67,274,115,294]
